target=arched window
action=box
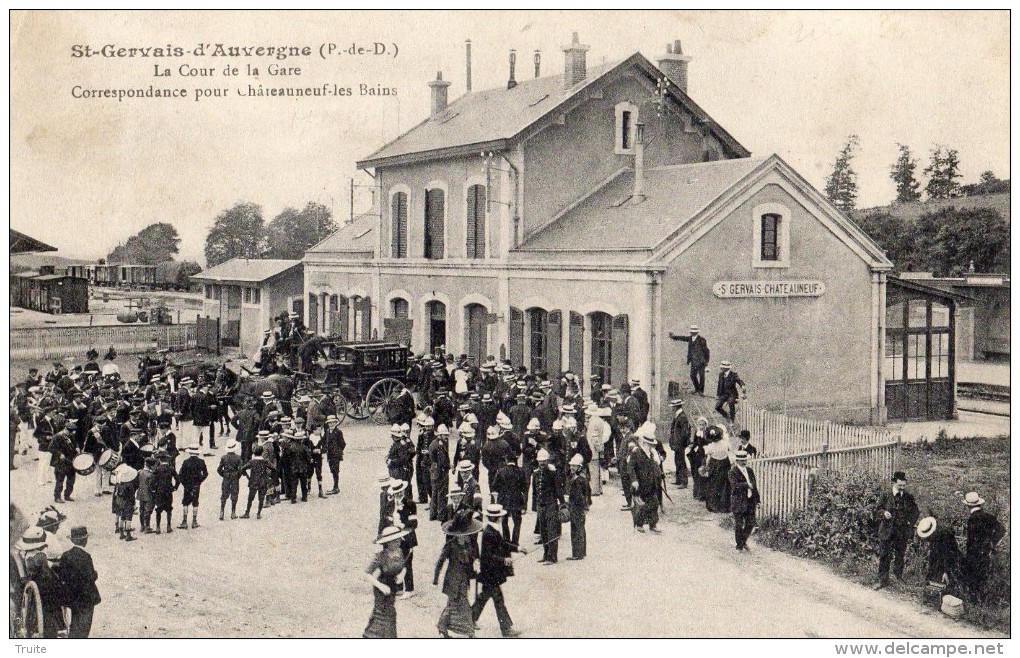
[391,191,408,258]
[426,300,447,353]
[424,188,445,260]
[529,308,549,374]
[391,298,409,319]
[590,312,613,385]
[466,184,486,259]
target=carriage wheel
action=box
[366,379,403,424]
[21,581,43,638]
[331,393,349,424]
[346,395,370,421]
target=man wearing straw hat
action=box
[217,441,244,520]
[178,444,209,529]
[15,527,64,638]
[873,471,919,590]
[667,398,691,488]
[714,361,745,422]
[669,324,711,395]
[915,517,961,595]
[627,423,663,534]
[728,449,760,551]
[960,491,1006,603]
[472,504,526,637]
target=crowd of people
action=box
[9,323,1004,638]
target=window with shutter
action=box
[424,188,445,260]
[508,307,524,368]
[307,293,318,334]
[391,192,408,258]
[528,309,548,374]
[547,310,562,376]
[590,312,613,384]
[610,314,629,387]
[466,184,486,259]
[568,311,584,376]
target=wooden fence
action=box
[10,324,197,360]
[749,440,900,520]
[736,401,897,458]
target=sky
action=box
[10,10,1010,264]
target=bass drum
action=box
[97,449,122,472]
[72,453,96,476]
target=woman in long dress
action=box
[689,417,709,501]
[434,510,482,638]
[363,525,410,638]
[704,426,733,513]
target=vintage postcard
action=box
[8,9,1010,646]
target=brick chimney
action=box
[562,31,589,89]
[428,71,451,118]
[507,49,518,89]
[657,39,692,93]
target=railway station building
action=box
[304,35,911,425]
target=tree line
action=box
[105,222,202,288]
[824,136,1009,212]
[823,136,1009,276]
[204,201,338,267]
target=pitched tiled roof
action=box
[358,53,748,168]
[191,258,301,283]
[518,158,766,251]
[305,214,376,254]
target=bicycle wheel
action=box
[21,581,43,638]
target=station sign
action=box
[713,280,826,299]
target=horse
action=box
[231,373,295,411]
[137,353,168,384]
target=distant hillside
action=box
[852,192,1010,225]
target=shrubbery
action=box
[757,454,1009,632]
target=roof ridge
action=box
[648,157,763,173]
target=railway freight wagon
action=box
[93,263,158,289]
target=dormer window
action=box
[614,102,638,154]
[752,203,791,268]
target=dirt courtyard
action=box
[9,421,1000,639]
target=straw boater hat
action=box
[257,430,270,441]
[690,325,699,333]
[484,503,507,518]
[916,517,937,538]
[734,450,749,461]
[720,361,732,370]
[561,403,576,414]
[375,524,412,545]
[636,422,658,444]
[447,483,464,499]
[442,511,484,537]
[112,464,138,484]
[388,480,408,495]
[669,398,684,408]
[16,527,48,552]
[455,460,474,474]
[963,492,985,507]
[261,391,274,400]
[325,415,340,425]
[378,474,394,489]
[436,424,450,436]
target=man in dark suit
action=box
[230,400,260,464]
[727,450,760,550]
[667,399,691,487]
[737,430,758,457]
[627,424,663,533]
[492,455,527,545]
[56,525,101,638]
[714,361,745,421]
[534,450,564,563]
[629,379,649,425]
[873,471,920,590]
[670,325,710,395]
[961,491,1006,603]
[472,504,525,637]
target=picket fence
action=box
[10,323,197,360]
[712,401,904,520]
